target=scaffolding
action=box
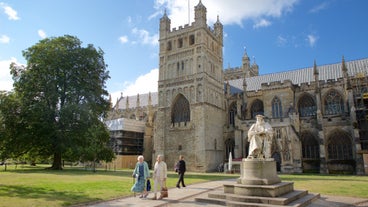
[352,72,368,150]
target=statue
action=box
[247,114,273,159]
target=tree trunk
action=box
[49,151,63,170]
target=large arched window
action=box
[229,102,237,127]
[272,96,283,118]
[324,89,344,115]
[301,132,320,159]
[171,94,190,124]
[298,93,316,117]
[250,99,264,119]
[327,130,353,160]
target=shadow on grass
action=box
[1,165,133,177]
[0,184,101,206]
[279,174,368,183]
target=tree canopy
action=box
[1,35,114,170]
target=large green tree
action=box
[9,35,113,170]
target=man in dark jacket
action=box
[176,155,186,188]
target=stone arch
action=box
[301,131,320,173]
[250,99,264,119]
[323,89,345,115]
[326,129,354,174]
[171,93,190,125]
[298,93,316,117]
[225,138,235,160]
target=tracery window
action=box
[272,96,283,118]
[327,130,353,160]
[324,89,344,115]
[298,94,316,117]
[171,94,190,124]
[250,99,264,119]
[229,102,236,127]
[301,132,320,159]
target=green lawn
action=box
[1,164,368,207]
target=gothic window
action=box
[301,132,320,159]
[324,89,344,115]
[272,96,283,118]
[250,99,264,119]
[171,94,190,124]
[298,94,316,117]
[327,130,353,160]
[225,139,235,160]
[189,34,195,45]
[229,102,237,127]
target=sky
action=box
[1,0,368,103]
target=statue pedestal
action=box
[196,158,320,206]
[237,158,281,185]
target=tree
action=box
[9,35,113,170]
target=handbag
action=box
[160,181,168,198]
[146,179,151,191]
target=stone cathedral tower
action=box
[154,0,225,172]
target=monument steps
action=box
[195,159,321,206]
[196,190,320,206]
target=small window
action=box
[178,38,183,48]
[189,35,195,45]
[167,41,172,51]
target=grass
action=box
[1,164,368,207]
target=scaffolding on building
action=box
[352,71,368,151]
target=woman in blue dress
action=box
[131,155,150,198]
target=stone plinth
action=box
[195,158,320,206]
[237,158,281,185]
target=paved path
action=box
[79,179,368,207]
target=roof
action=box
[116,92,158,110]
[115,58,368,109]
[229,58,368,92]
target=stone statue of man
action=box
[247,114,273,159]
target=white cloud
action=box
[307,34,318,47]
[119,35,129,44]
[309,2,329,13]
[276,35,287,47]
[109,68,158,103]
[0,3,20,20]
[253,19,271,29]
[0,57,20,91]
[38,29,47,39]
[154,0,298,28]
[131,28,158,46]
[0,34,10,43]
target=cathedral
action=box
[107,1,368,174]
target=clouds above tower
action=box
[154,0,298,28]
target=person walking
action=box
[131,155,150,198]
[152,154,167,200]
[176,155,186,188]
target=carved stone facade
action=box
[107,1,368,174]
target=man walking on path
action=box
[176,155,186,188]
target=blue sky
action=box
[1,0,367,103]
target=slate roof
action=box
[115,58,368,110]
